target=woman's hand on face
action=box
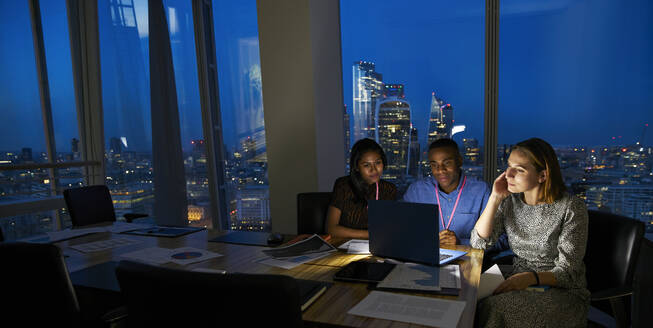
[492,172,511,200]
[493,272,535,295]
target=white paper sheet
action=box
[68,237,140,253]
[120,247,174,265]
[46,227,106,242]
[377,263,441,291]
[166,247,223,265]
[120,246,223,266]
[477,264,505,300]
[348,291,466,328]
[255,251,333,269]
[346,240,371,254]
[106,222,154,233]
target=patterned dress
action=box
[329,176,397,229]
[470,193,590,328]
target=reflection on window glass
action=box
[99,0,155,220]
[214,0,270,232]
[164,0,212,228]
[498,0,653,236]
[341,0,486,195]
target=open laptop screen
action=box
[368,200,440,266]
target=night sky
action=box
[1,0,651,154]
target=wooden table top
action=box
[58,226,483,328]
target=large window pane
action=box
[341,1,486,194]
[98,0,155,219]
[498,0,653,238]
[0,1,48,203]
[164,0,212,228]
[213,0,270,232]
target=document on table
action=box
[120,246,223,266]
[255,251,332,270]
[376,263,461,291]
[46,227,107,242]
[337,239,371,254]
[477,264,505,300]
[106,222,154,233]
[68,237,140,253]
[348,291,466,328]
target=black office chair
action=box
[0,242,81,327]
[64,185,148,227]
[115,260,304,327]
[585,210,645,328]
[297,192,331,235]
[0,226,4,242]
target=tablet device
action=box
[333,260,395,283]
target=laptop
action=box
[367,200,467,266]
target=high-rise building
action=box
[343,105,351,170]
[462,138,480,166]
[21,148,33,162]
[427,92,448,145]
[71,138,79,154]
[109,137,122,155]
[352,61,383,143]
[376,90,411,182]
[408,126,420,177]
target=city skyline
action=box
[2,0,652,154]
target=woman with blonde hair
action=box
[471,138,589,327]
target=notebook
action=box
[367,200,467,266]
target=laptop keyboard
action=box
[440,254,452,261]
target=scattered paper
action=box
[477,264,505,300]
[348,291,466,328]
[121,247,174,265]
[167,247,223,265]
[338,239,371,254]
[255,251,333,269]
[377,262,441,291]
[68,238,140,253]
[46,227,106,242]
[106,222,154,233]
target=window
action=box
[213,0,270,231]
[341,1,486,194]
[498,0,653,235]
[98,0,155,219]
[164,0,212,228]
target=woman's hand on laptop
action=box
[439,230,459,247]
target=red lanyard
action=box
[366,182,379,210]
[435,176,466,230]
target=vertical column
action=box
[483,0,500,184]
[66,0,106,186]
[191,0,229,230]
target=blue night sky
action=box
[1,0,651,154]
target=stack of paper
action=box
[121,246,222,266]
[257,234,336,269]
[337,239,371,254]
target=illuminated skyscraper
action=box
[376,86,411,182]
[352,61,383,142]
[408,126,420,177]
[427,92,447,145]
[462,138,480,165]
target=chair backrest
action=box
[0,242,80,326]
[64,185,117,227]
[297,192,331,235]
[584,210,645,294]
[116,260,303,327]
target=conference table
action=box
[57,224,484,328]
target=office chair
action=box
[0,226,4,242]
[64,185,148,227]
[297,192,331,235]
[585,210,645,328]
[115,260,304,327]
[0,242,81,326]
